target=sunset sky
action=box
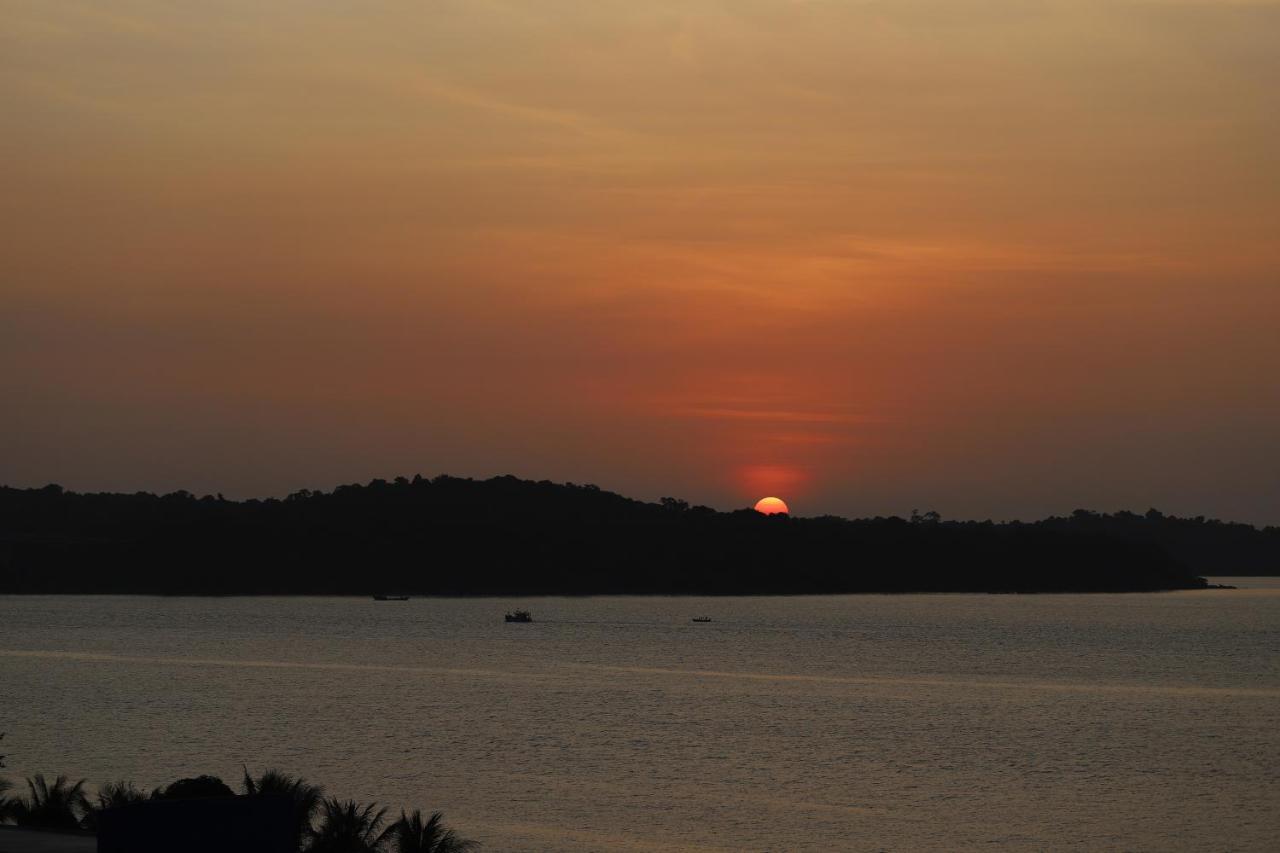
[3,1,1278,523]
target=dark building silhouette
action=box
[97,794,293,853]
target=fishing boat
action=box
[691,616,712,623]
[373,594,410,601]
[505,610,533,623]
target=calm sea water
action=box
[2,581,1277,851]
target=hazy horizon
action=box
[4,472,1277,530]
[4,1,1278,525]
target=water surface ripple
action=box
[2,581,1276,851]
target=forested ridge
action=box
[2,475,1270,594]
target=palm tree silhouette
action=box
[242,767,323,851]
[385,810,479,853]
[10,774,90,829]
[79,781,148,832]
[0,776,15,823]
[2,767,479,853]
[309,798,390,853]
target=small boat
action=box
[691,616,712,623]
[505,610,533,623]
[373,594,410,601]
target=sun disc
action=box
[754,496,790,515]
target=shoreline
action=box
[0,585,1242,598]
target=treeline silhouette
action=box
[0,768,475,852]
[1,474,1268,594]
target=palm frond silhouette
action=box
[243,767,324,850]
[79,781,148,831]
[386,809,479,853]
[11,773,90,829]
[308,797,390,853]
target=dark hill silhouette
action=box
[0,475,1267,595]
[1036,508,1278,576]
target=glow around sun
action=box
[754,496,790,515]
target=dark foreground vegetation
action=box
[0,768,475,852]
[1,475,1270,594]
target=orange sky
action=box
[3,1,1278,522]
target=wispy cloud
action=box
[677,407,878,425]
[407,75,624,141]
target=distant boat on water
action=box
[505,610,533,623]
[691,616,712,623]
[373,594,410,601]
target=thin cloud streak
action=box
[677,408,881,425]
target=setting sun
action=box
[754,497,790,516]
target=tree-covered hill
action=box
[1,475,1268,595]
